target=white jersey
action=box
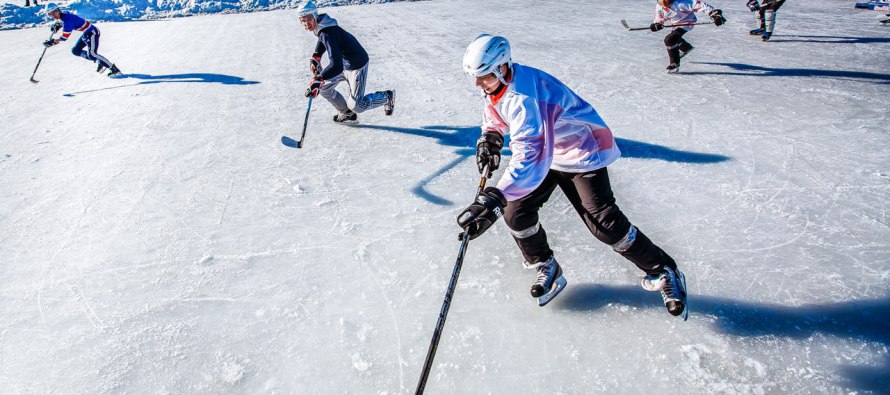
[653,0,716,30]
[480,63,621,202]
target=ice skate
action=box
[666,63,680,73]
[96,64,106,74]
[749,28,764,35]
[761,32,772,41]
[107,64,122,77]
[333,110,358,123]
[642,266,688,320]
[384,90,395,116]
[527,257,567,307]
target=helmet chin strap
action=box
[483,63,512,96]
[493,63,512,85]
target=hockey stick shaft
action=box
[295,95,313,148]
[30,30,55,83]
[415,164,491,395]
[621,19,714,31]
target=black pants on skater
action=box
[664,29,693,65]
[502,167,676,276]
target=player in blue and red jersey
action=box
[43,3,121,77]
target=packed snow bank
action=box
[0,0,419,29]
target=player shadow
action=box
[763,34,890,44]
[685,62,890,84]
[556,283,890,392]
[352,125,730,205]
[62,72,259,96]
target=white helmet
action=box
[44,2,61,13]
[297,0,318,18]
[462,34,512,85]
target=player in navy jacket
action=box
[297,0,395,123]
[43,3,120,76]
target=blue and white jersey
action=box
[480,64,621,201]
[58,12,95,41]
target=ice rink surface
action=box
[1,0,888,393]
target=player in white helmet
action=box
[650,0,725,72]
[297,0,394,123]
[456,34,687,318]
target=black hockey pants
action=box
[502,167,677,275]
[664,29,692,65]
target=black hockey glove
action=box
[710,9,726,26]
[50,21,62,33]
[476,131,504,177]
[457,187,507,240]
[43,39,57,48]
[309,54,322,77]
[650,23,664,32]
[746,0,761,12]
[305,77,323,98]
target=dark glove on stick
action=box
[43,39,57,48]
[50,21,62,33]
[476,131,503,177]
[457,187,507,240]
[650,23,664,32]
[710,9,726,26]
[305,77,323,98]
[309,54,322,77]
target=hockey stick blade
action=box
[281,135,302,149]
[621,19,651,31]
[30,77,39,84]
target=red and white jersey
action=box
[653,0,716,30]
[480,63,621,201]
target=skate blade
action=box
[677,272,688,321]
[537,275,567,307]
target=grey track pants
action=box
[319,63,388,114]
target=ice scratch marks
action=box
[353,240,406,392]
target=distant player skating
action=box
[455,34,687,318]
[297,0,395,123]
[650,0,725,72]
[747,0,786,40]
[42,3,120,77]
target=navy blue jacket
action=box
[312,14,369,80]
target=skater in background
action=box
[25,0,39,7]
[42,3,120,76]
[456,34,687,318]
[297,0,395,123]
[650,0,725,72]
[746,0,787,41]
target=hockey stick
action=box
[621,19,714,31]
[30,30,55,84]
[415,164,492,395]
[281,95,314,149]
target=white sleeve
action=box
[693,0,716,14]
[654,5,666,23]
[481,103,508,137]
[495,96,553,201]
